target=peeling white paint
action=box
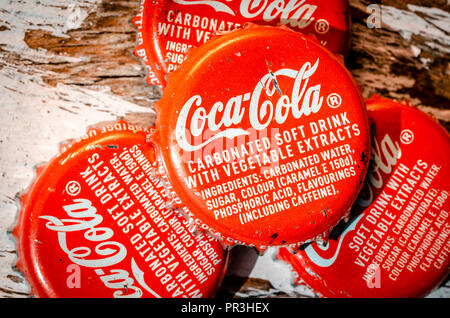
[0,0,100,64]
[410,45,421,58]
[381,4,450,53]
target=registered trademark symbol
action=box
[400,129,414,145]
[327,93,342,108]
[66,180,81,196]
[315,19,330,34]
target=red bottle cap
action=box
[133,0,351,87]
[277,96,450,297]
[14,121,228,298]
[152,25,370,249]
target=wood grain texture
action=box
[348,0,450,131]
[0,0,448,298]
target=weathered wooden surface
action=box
[348,0,450,131]
[0,0,448,298]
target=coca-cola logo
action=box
[172,0,318,29]
[39,198,147,297]
[357,133,401,207]
[39,198,128,268]
[176,58,323,151]
[305,133,402,267]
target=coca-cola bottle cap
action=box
[277,96,450,297]
[133,0,351,87]
[14,121,228,298]
[151,25,370,250]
